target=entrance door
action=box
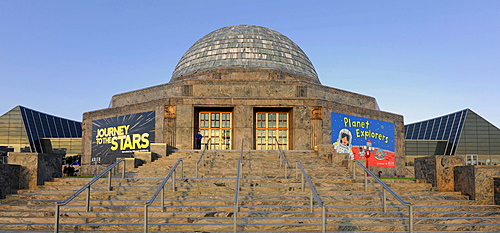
[199,112,232,150]
[256,112,289,150]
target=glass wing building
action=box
[0,106,82,160]
[405,109,500,165]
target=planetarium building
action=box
[82,25,404,175]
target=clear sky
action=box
[1,1,499,127]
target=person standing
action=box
[195,131,203,149]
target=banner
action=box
[92,111,155,164]
[331,112,395,167]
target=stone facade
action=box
[82,69,405,176]
[454,165,500,205]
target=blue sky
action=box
[1,1,499,127]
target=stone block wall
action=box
[0,164,21,199]
[454,165,500,205]
[8,153,62,189]
[414,156,463,191]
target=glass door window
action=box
[256,112,289,150]
[199,112,232,150]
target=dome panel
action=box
[170,25,319,84]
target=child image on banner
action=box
[333,128,354,159]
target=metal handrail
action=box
[143,158,183,233]
[195,138,212,178]
[233,158,242,233]
[352,159,413,232]
[273,137,290,178]
[296,159,326,233]
[54,158,125,233]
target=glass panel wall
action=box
[0,106,82,162]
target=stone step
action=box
[6,190,467,202]
[2,208,499,219]
[2,149,499,232]
[2,202,497,213]
[2,217,500,232]
[3,214,500,227]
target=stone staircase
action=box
[0,150,499,232]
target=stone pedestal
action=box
[115,158,139,173]
[454,165,500,205]
[134,152,153,164]
[150,143,167,158]
[8,153,62,189]
[316,144,348,166]
[414,156,463,191]
[0,164,21,198]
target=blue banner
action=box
[331,112,395,167]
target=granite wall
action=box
[110,69,378,110]
[0,164,21,199]
[8,153,62,189]
[494,177,500,205]
[414,156,463,191]
[454,165,500,205]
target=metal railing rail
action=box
[233,158,242,233]
[273,137,290,178]
[352,159,414,232]
[195,138,212,178]
[54,158,126,233]
[143,158,183,233]
[296,159,326,233]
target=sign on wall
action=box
[331,112,395,167]
[92,111,155,164]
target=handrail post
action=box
[322,205,326,233]
[161,186,165,212]
[409,205,413,233]
[352,159,356,179]
[86,186,91,212]
[234,158,242,233]
[143,204,148,233]
[310,190,314,213]
[364,171,368,192]
[172,170,176,191]
[295,161,298,179]
[383,189,387,213]
[301,172,305,191]
[108,170,112,191]
[233,204,238,232]
[180,160,184,179]
[196,163,199,178]
[284,161,288,179]
[122,159,126,179]
[54,204,60,233]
